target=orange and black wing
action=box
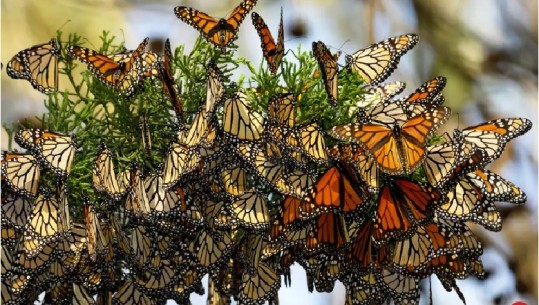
[159,39,183,119]
[68,45,123,88]
[301,166,365,218]
[7,39,59,94]
[312,41,339,105]
[346,34,419,85]
[399,106,451,173]
[330,123,402,174]
[251,8,284,75]
[373,184,413,244]
[175,0,258,50]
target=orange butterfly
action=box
[174,0,258,51]
[306,212,349,253]
[349,220,389,271]
[159,39,183,120]
[251,8,284,75]
[300,166,367,219]
[330,106,451,175]
[329,143,380,191]
[401,76,446,116]
[373,178,441,244]
[68,38,150,97]
[312,41,340,106]
[6,39,59,94]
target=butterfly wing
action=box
[160,39,183,119]
[252,9,284,75]
[68,45,122,88]
[399,106,451,173]
[206,60,225,114]
[346,33,419,85]
[330,123,403,174]
[222,91,265,141]
[313,41,339,105]
[268,93,295,127]
[7,39,59,94]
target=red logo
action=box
[512,302,527,305]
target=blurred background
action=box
[1,0,537,304]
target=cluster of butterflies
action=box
[2,0,533,304]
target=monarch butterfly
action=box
[301,166,367,219]
[312,41,340,105]
[206,60,225,114]
[238,261,280,304]
[7,39,59,94]
[267,92,295,127]
[356,98,407,126]
[223,90,265,141]
[230,191,270,231]
[160,39,183,119]
[16,242,55,273]
[374,178,441,244]
[243,233,264,271]
[283,168,316,199]
[22,190,61,258]
[92,144,127,201]
[208,277,231,305]
[391,224,442,272]
[178,107,217,147]
[174,0,258,51]
[468,168,526,204]
[188,229,232,268]
[287,121,329,164]
[112,279,152,305]
[1,194,32,230]
[172,267,205,299]
[242,143,289,192]
[131,225,153,268]
[84,204,107,262]
[139,115,152,155]
[352,81,406,111]
[56,183,71,234]
[279,195,303,228]
[15,129,76,176]
[2,222,21,251]
[1,152,41,197]
[330,106,451,174]
[348,220,389,273]
[458,117,532,163]
[438,167,520,231]
[72,283,96,305]
[400,76,446,116]
[222,166,248,196]
[329,143,380,191]
[252,8,285,75]
[345,34,419,85]
[135,261,175,290]
[423,135,477,187]
[162,142,199,188]
[311,212,350,250]
[68,37,150,97]
[344,277,385,305]
[125,165,151,217]
[379,268,420,304]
